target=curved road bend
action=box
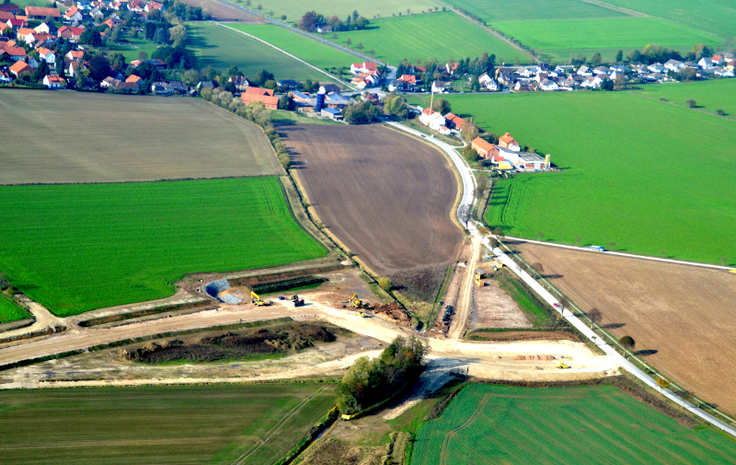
[397,119,736,438]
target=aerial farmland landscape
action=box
[1,0,735,463]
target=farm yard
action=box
[0,177,326,316]
[0,90,281,184]
[279,123,462,300]
[0,383,336,465]
[186,22,338,82]
[327,12,528,66]
[423,92,736,265]
[413,384,736,465]
[239,0,441,21]
[225,23,358,71]
[491,17,722,62]
[512,241,736,415]
[179,0,260,21]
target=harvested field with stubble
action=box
[0,90,281,184]
[513,241,736,415]
[180,0,259,21]
[280,124,462,299]
[0,383,336,465]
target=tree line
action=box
[298,10,369,32]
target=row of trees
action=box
[199,86,291,169]
[298,10,369,32]
[337,336,426,415]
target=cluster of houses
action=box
[471,133,550,172]
[349,61,381,90]
[0,1,165,87]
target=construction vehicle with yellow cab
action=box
[251,291,271,306]
[557,362,571,369]
[349,293,367,308]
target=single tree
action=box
[615,50,623,62]
[591,52,602,66]
[608,242,616,250]
[537,232,544,240]
[356,42,364,51]
[378,277,392,292]
[346,38,352,46]
[619,335,635,349]
[574,236,581,246]
[659,250,666,258]
[717,109,726,116]
[493,227,504,240]
[686,99,697,108]
[531,262,544,273]
[587,308,601,325]
[721,257,728,266]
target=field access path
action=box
[406,118,736,438]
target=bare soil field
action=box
[280,123,462,299]
[470,277,531,330]
[180,0,259,21]
[513,241,736,415]
[0,90,280,184]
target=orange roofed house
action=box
[498,132,520,152]
[241,87,279,109]
[471,137,495,159]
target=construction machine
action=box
[350,293,367,308]
[557,363,571,369]
[291,294,305,307]
[358,310,368,318]
[251,291,270,306]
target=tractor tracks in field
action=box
[439,394,491,465]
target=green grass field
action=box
[492,17,722,62]
[637,79,736,117]
[413,384,736,465]
[245,0,440,21]
[408,92,736,265]
[0,177,326,316]
[0,383,335,465]
[225,23,357,71]
[105,38,160,62]
[444,0,625,22]
[186,22,336,82]
[602,0,736,39]
[0,294,30,323]
[328,12,528,65]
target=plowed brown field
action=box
[280,123,462,299]
[513,241,736,414]
[180,0,259,21]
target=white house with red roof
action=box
[59,26,84,41]
[63,5,82,22]
[43,74,65,88]
[350,61,377,74]
[66,50,84,61]
[445,62,459,75]
[38,47,55,64]
[498,132,520,152]
[144,1,164,12]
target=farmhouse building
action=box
[63,5,82,23]
[241,86,279,109]
[9,60,32,76]
[498,133,520,152]
[43,74,65,88]
[471,137,494,159]
[350,61,377,74]
[25,6,60,20]
[0,4,21,15]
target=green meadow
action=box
[492,17,722,62]
[0,294,30,324]
[0,177,326,316]
[412,91,736,264]
[637,79,736,117]
[443,0,625,22]
[329,12,529,65]
[413,384,736,465]
[0,384,335,465]
[185,22,335,82]
[249,0,440,21]
[226,23,357,71]
[602,0,736,39]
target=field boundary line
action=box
[576,0,648,17]
[503,236,734,271]
[214,22,357,90]
[209,0,389,66]
[437,2,539,64]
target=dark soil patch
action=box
[124,322,336,364]
[467,330,579,343]
[389,265,448,302]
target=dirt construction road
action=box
[0,296,616,388]
[514,241,736,415]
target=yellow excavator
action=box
[557,362,571,369]
[350,293,367,308]
[251,291,270,306]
